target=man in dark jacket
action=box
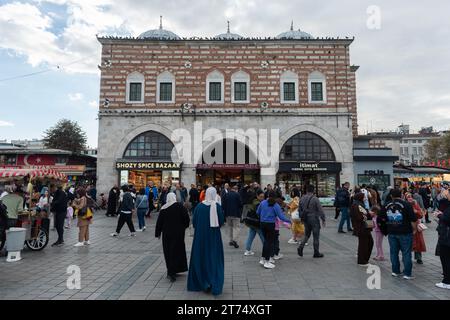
[222,185,243,248]
[336,182,353,233]
[51,184,68,246]
[111,185,136,237]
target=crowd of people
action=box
[1,178,450,295]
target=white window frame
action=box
[206,70,224,104]
[280,70,299,104]
[126,72,145,104]
[231,70,250,103]
[308,71,327,104]
[156,71,175,104]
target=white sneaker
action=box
[263,262,275,269]
[84,241,91,245]
[110,232,118,237]
[403,275,415,280]
[358,263,369,267]
[269,257,275,264]
[74,242,84,247]
[259,258,265,265]
[129,233,136,237]
[274,254,284,260]
[142,226,146,231]
[288,238,298,244]
[435,282,450,290]
[136,229,143,232]
[391,272,402,277]
[305,242,309,246]
[244,250,255,256]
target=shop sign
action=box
[278,162,341,173]
[116,162,182,170]
[196,164,260,170]
[364,170,384,175]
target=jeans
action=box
[260,222,275,261]
[338,207,352,231]
[116,213,136,233]
[137,208,147,229]
[299,216,321,255]
[388,233,413,277]
[245,227,264,251]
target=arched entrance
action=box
[196,139,260,187]
[116,130,181,189]
[277,131,341,197]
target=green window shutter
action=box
[283,82,295,101]
[129,82,142,101]
[234,82,247,101]
[209,82,222,101]
[159,82,172,101]
[311,82,323,101]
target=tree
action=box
[43,119,87,153]
[424,131,450,163]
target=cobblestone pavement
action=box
[0,209,449,300]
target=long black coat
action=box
[107,188,118,215]
[155,203,190,276]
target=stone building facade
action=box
[96,23,359,198]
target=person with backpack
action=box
[336,182,352,234]
[297,184,326,258]
[110,185,136,237]
[243,190,265,256]
[378,188,418,280]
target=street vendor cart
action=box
[0,168,67,252]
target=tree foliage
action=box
[424,131,450,162]
[43,119,87,153]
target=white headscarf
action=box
[202,187,220,227]
[161,192,177,210]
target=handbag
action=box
[82,208,93,220]
[291,209,300,221]
[417,223,428,232]
[364,219,374,229]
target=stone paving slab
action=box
[0,209,449,300]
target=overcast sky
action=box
[1,0,449,147]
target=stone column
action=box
[181,164,197,187]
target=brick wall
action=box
[98,39,358,135]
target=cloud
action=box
[68,92,83,101]
[0,120,14,127]
[88,100,98,108]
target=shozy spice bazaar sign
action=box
[116,162,182,170]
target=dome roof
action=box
[214,21,243,40]
[276,21,313,39]
[138,16,181,40]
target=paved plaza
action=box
[0,208,449,300]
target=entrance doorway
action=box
[196,139,260,187]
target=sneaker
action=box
[338,230,346,234]
[288,238,298,244]
[74,242,84,247]
[259,258,265,265]
[244,250,255,256]
[403,275,415,280]
[136,229,143,232]
[51,241,63,247]
[110,232,118,237]
[232,241,239,249]
[435,282,450,290]
[391,272,402,277]
[263,262,275,269]
[269,257,275,264]
[348,228,353,232]
[297,247,303,257]
[313,253,324,258]
[129,233,136,237]
[358,263,369,267]
[274,254,284,260]
[84,241,91,245]
[416,259,423,265]
[305,242,309,246]
[142,226,146,231]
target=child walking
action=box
[370,205,385,261]
[65,201,74,229]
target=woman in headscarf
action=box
[106,185,118,217]
[350,192,374,266]
[187,187,225,296]
[155,192,190,282]
[405,192,426,264]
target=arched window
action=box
[280,131,335,161]
[206,70,224,103]
[231,70,250,103]
[157,71,175,103]
[308,71,327,103]
[280,70,299,104]
[123,131,174,160]
[126,72,145,104]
